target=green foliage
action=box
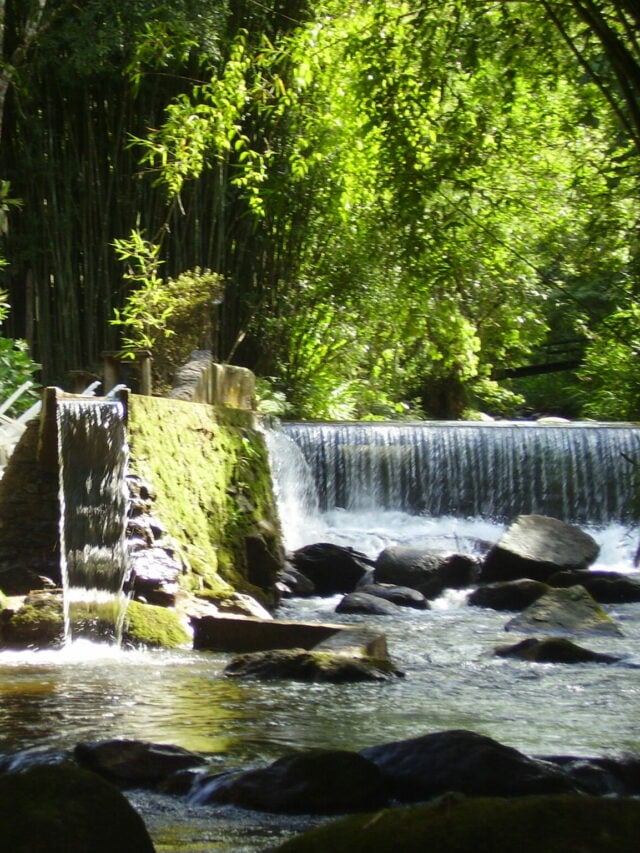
[111,230,224,388]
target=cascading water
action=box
[269,421,640,566]
[57,397,130,643]
[282,421,640,524]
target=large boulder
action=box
[359,729,575,801]
[504,586,623,637]
[467,579,549,611]
[494,637,621,665]
[290,543,372,595]
[74,738,207,788]
[191,749,388,813]
[373,548,477,598]
[480,515,599,583]
[0,763,155,852]
[224,648,403,683]
[548,570,640,603]
[272,794,640,853]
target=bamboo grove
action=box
[1,0,639,420]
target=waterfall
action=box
[281,421,640,526]
[57,398,130,643]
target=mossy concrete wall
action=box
[127,395,284,605]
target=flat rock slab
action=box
[481,515,599,583]
[192,613,387,657]
[505,586,623,637]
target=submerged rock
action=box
[504,586,623,637]
[494,637,621,665]
[480,515,599,583]
[0,763,155,853]
[192,749,388,813]
[224,648,403,683]
[359,729,576,801]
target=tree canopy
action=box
[0,0,639,419]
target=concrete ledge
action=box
[191,614,387,658]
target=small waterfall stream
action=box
[57,397,130,643]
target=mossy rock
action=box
[274,794,640,852]
[127,395,283,606]
[224,648,403,683]
[122,600,190,649]
[0,763,155,853]
[1,592,64,648]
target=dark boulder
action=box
[541,754,640,796]
[504,586,623,637]
[357,583,429,610]
[494,637,621,665]
[336,592,405,616]
[480,515,599,584]
[278,564,317,597]
[192,749,389,813]
[467,579,549,611]
[290,543,372,595]
[359,729,576,801]
[0,763,155,853]
[373,547,477,599]
[224,648,403,683]
[548,569,640,603]
[74,738,207,788]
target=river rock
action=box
[360,729,575,801]
[272,794,640,853]
[540,754,640,796]
[480,515,599,583]
[126,546,182,606]
[548,569,640,603]
[224,648,403,682]
[373,547,477,598]
[336,592,406,616]
[74,738,208,788]
[0,763,155,852]
[494,637,621,665]
[356,583,429,610]
[504,586,623,637]
[290,543,372,594]
[192,749,388,813]
[278,564,317,597]
[467,579,549,611]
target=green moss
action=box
[122,599,190,648]
[127,395,282,604]
[2,594,65,647]
[275,795,640,852]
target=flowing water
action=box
[57,398,130,643]
[1,419,640,850]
